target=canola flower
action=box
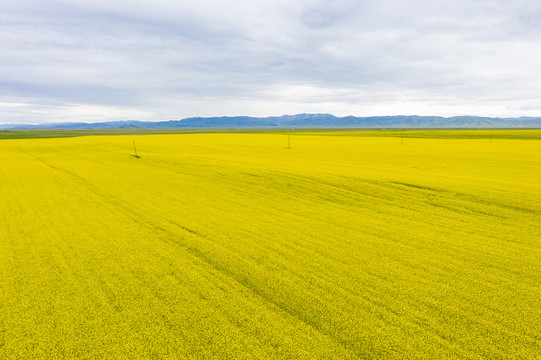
[0,131,540,359]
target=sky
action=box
[1,0,541,124]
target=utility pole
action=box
[287,133,291,149]
[132,139,140,158]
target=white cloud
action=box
[1,0,540,123]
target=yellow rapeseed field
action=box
[0,131,540,359]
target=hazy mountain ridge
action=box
[2,114,541,129]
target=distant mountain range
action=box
[2,114,541,130]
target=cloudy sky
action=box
[1,0,540,124]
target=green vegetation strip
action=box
[2,128,541,140]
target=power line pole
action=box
[132,139,140,158]
[287,133,291,149]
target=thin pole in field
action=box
[287,133,291,149]
[132,139,140,158]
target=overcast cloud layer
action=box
[1,0,541,124]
